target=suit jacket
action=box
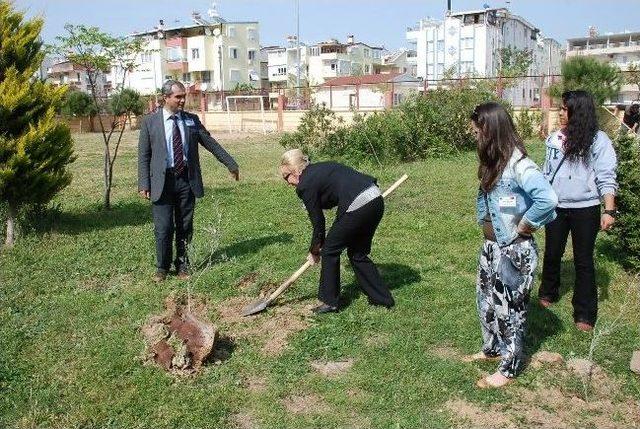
[295,161,377,254]
[138,110,238,202]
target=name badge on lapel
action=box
[184,119,196,127]
[498,196,517,208]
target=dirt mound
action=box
[141,295,217,374]
[215,295,312,356]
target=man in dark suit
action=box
[138,80,239,282]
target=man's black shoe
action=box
[311,303,339,314]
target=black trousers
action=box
[539,205,600,325]
[152,169,195,273]
[319,197,394,308]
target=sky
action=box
[13,0,640,51]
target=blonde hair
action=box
[280,149,310,173]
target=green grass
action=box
[1,132,638,429]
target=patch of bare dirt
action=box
[363,333,390,348]
[235,272,259,290]
[215,295,313,356]
[445,359,640,429]
[310,359,354,377]
[282,394,329,415]
[429,343,463,360]
[230,411,259,429]
[141,294,217,375]
[243,375,268,393]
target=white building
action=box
[123,3,260,108]
[406,7,562,106]
[47,59,109,96]
[312,73,421,110]
[264,35,384,94]
[376,49,418,77]
[566,29,640,103]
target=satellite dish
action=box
[212,27,221,37]
[205,28,212,36]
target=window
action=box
[331,63,337,71]
[229,47,238,59]
[182,72,191,82]
[365,64,371,73]
[393,93,404,106]
[167,47,184,62]
[437,40,445,52]
[141,50,153,63]
[191,48,200,60]
[427,64,434,75]
[364,48,370,58]
[437,63,444,75]
[229,69,241,82]
[460,61,474,73]
[227,26,236,38]
[247,28,256,41]
[372,50,381,59]
[276,67,286,75]
[427,41,434,52]
[310,47,320,56]
[248,50,256,60]
[461,37,474,50]
[202,71,211,82]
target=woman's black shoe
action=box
[312,303,339,314]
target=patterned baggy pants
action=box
[476,238,538,378]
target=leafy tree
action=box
[109,88,145,127]
[0,1,75,247]
[51,24,144,209]
[549,56,622,105]
[60,90,98,131]
[624,62,640,101]
[496,46,533,97]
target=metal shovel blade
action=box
[242,298,269,316]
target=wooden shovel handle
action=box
[267,173,409,304]
[382,174,409,198]
[266,260,313,303]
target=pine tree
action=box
[0,1,75,248]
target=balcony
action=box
[166,60,188,72]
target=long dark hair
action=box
[562,90,599,163]
[472,102,527,192]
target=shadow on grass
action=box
[340,262,422,308]
[526,300,563,358]
[31,200,150,235]
[208,335,236,364]
[196,233,293,269]
[538,258,612,303]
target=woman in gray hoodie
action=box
[538,90,618,332]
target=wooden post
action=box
[200,92,207,126]
[329,86,333,110]
[277,94,286,132]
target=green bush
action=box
[280,85,503,164]
[516,108,543,140]
[612,134,640,272]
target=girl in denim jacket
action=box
[467,102,558,388]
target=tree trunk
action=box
[4,202,17,248]
[103,149,111,210]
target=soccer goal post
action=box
[225,95,268,135]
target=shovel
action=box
[241,173,409,317]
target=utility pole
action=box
[296,0,301,97]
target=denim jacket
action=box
[476,150,558,247]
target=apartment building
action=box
[47,59,109,95]
[376,49,418,76]
[122,4,260,107]
[566,29,640,103]
[406,7,562,106]
[264,35,383,93]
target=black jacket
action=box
[295,161,376,254]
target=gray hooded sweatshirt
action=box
[542,130,618,209]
